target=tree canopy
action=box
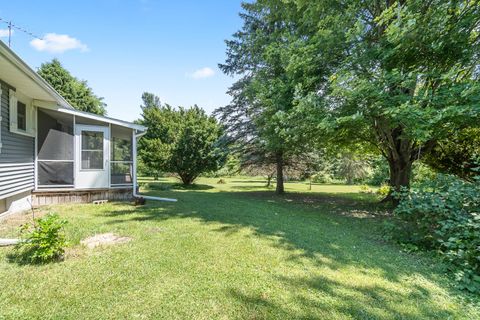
[138,93,227,185]
[38,59,106,115]
[219,0,480,200]
[217,1,318,194]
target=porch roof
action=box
[56,107,146,131]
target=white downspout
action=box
[132,130,177,202]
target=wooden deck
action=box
[32,187,134,207]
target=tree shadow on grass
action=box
[229,185,271,191]
[143,181,214,191]
[230,179,270,184]
[102,189,476,318]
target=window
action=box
[81,131,104,170]
[9,89,35,137]
[17,101,26,131]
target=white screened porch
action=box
[35,107,143,191]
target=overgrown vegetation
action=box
[11,213,67,264]
[391,174,480,293]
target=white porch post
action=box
[34,106,38,190]
[132,129,137,194]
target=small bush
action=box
[13,214,68,264]
[393,174,480,293]
[359,185,372,193]
[376,184,391,197]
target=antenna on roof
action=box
[0,17,43,48]
[8,20,11,47]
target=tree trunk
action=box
[266,173,273,188]
[275,151,285,194]
[180,173,194,185]
[374,122,420,205]
[388,160,412,192]
[382,151,414,205]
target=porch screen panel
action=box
[111,125,133,185]
[37,110,74,187]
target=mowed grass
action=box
[0,177,478,319]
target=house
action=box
[0,40,147,217]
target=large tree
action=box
[218,1,314,194]
[38,59,106,115]
[283,0,480,201]
[138,93,227,185]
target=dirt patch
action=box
[80,233,132,249]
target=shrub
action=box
[376,184,391,197]
[393,174,480,293]
[13,214,68,264]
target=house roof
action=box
[0,40,146,132]
[0,40,73,109]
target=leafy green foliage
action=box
[38,59,106,115]
[235,0,480,197]
[218,1,320,194]
[13,214,67,264]
[376,184,391,197]
[423,128,480,181]
[337,153,371,185]
[138,93,227,185]
[394,174,480,293]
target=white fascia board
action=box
[0,41,74,110]
[57,107,146,131]
[34,100,146,132]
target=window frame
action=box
[80,130,105,171]
[17,101,27,131]
[9,89,35,137]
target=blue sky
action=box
[0,0,244,121]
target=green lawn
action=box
[0,177,478,319]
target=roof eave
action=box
[0,40,74,109]
[57,107,146,131]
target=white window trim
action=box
[9,89,35,137]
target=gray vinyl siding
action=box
[0,79,35,163]
[0,79,35,200]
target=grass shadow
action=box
[100,187,477,317]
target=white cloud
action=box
[30,33,88,54]
[0,29,12,37]
[188,67,215,79]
